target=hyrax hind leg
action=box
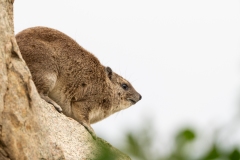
[33,71,63,112]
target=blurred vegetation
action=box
[97,122,240,160]
[95,138,128,160]
[118,125,240,160]
[95,146,119,160]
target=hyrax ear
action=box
[106,66,112,80]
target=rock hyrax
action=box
[16,27,141,138]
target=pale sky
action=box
[14,0,240,156]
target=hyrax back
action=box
[16,27,141,137]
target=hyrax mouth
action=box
[127,94,142,105]
[129,99,137,104]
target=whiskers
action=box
[117,66,139,85]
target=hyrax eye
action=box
[121,83,128,90]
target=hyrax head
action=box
[105,67,142,113]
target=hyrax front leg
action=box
[33,71,63,112]
[71,102,96,139]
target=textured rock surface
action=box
[0,1,131,159]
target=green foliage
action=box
[122,127,155,160]
[168,129,196,160]
[201,144,221,160]
[94,138,127,160]
[96,147,119,160]
[176,129,195,142]
[201,145,240,160]
[228,149,240,160]
[125,133,147,160]
[120,126,240,160]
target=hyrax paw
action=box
[53,104,62,113]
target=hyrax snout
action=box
[16,26,141,138]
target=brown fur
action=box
[16,27,141,138]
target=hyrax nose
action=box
[139,94,142,100]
